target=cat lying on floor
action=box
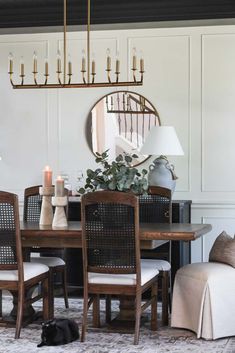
[37,318,79,347]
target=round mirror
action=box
[86,91,161,166]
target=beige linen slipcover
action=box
[171,262,235,339]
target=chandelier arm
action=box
[9,73,14,87]
[33,73,38,85]
[11,80,143,89]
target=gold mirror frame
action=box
[86,90,161,166]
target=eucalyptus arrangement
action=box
[78,150,148,195]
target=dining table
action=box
[19,221,212,322]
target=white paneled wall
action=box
[1,25,235,261]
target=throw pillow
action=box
[209,231,235,268]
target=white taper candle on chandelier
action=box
[8,53,13,73]
[106,48,111,70]
[33,51,37,72]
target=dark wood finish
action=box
[81,191,158,345]
[0,191,50,338]
[21,221,211,246]
[24,185,69,316]
[139,186,172,326]
[0,1,235,29]
[171,200,192,285]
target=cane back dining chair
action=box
[139,186,172,326]
[23,185,69,309]
[0,190,50,338]
[81,191,160,345]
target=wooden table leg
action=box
[109,296,136,330]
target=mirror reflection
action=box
[87,91,161,166]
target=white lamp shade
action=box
[140,126,184,156]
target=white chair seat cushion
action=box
[0,262,49,282]
[31,256,65,267]
[147,259,171,271]
[171,262,235,339]
[88,259,159,286]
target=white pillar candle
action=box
[43,166,52,187]
[55,175,64,197]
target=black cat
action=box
[37,318,79,347]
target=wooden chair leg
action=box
[48,268,55,319]
[162,271,169,326]
[93,294,100,328]
[42,276,50,321]
[15,286,24,339]
[62,267,69,309]
[105,295,111,323]
[81,288,88,342]
[151,280,158,331]
[134,293,141,345]
[0,290,2,318]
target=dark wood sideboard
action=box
[65,199,192,292]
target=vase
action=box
[148,156,178,192]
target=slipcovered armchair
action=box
[171,231,235,339]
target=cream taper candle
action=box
[43,166,52,187]
[55,175,64,196]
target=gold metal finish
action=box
[63,0,67,85]
[9,0,144,89]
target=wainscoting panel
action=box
[191,203,235,262]
[202,33,235,192]
[128,34,190,192]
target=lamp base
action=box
[148,156,177,192]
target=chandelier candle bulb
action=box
[115,59,120,74]
[43,166,52,187]
[132,48,137,70]
[33,52,37,73]
[57,51,62,73]
[92,60,95,75]
[55,176,64,197]
[8,53,13,73]
[81,50,86,72]
[45,58,49,76]
[20,57,24,76]
[140,58,144,72]
[106,49,111,71]
[68,56,72,75]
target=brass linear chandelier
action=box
[8,0,144,89]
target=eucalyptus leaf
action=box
[78,151,149,195]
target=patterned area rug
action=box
[0,295,234,353]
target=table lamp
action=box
[140,126,184,192]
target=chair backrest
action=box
[24,185,69,222]
[81,191,140,277]
[0,191,23,275]
[23,185,41,222]
[139,186,172,224]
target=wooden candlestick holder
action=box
[52,196,68,228]
[39,186,54,226]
